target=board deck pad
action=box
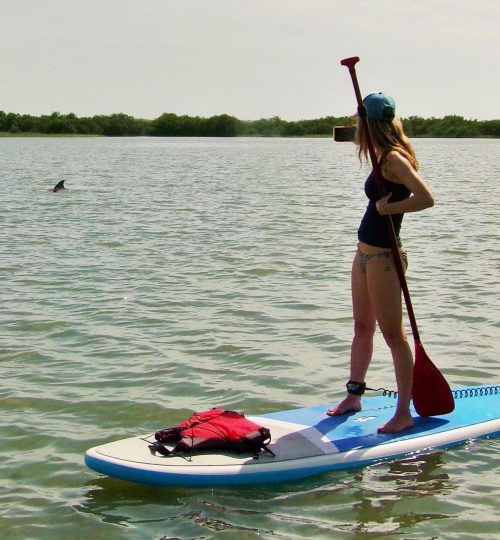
[85,386,500,487]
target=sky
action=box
[1,0,499,121]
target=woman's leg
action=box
[327,250,376,416]
[366,255,414,433]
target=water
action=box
[1,136,499,539]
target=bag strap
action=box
[244,427,275,457]
[149,441,174,457]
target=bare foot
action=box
[327,395,362,416]
[377,413,414,433]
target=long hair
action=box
[356,117,419,170]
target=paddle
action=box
[340,56,454,416]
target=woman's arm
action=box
[376,151,434,215]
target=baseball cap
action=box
[363,92,396,120]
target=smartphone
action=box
[333,125,356,142]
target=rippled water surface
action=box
[1,137,499,539]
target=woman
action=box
[327,92,434,433]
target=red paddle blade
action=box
[412,342,455,416]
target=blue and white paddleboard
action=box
[85,385,500,487]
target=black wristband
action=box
[346,380,366,396]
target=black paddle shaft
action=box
[340,56,421,342]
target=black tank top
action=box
[357,168,411,248]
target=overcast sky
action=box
[2,0,499,120]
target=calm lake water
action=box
[1,136,499,539]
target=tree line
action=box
[0,110,499,138]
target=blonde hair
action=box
[356,117,419,170]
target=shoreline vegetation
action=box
[1,111,499,138]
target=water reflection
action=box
[346,451,453,535]
[78,477,278,537]
[78,449,454,538]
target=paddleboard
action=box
[85,385,500,487]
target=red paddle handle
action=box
[340,56,360,70]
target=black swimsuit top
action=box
[357,167,411,248]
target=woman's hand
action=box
[376,193,392,215]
